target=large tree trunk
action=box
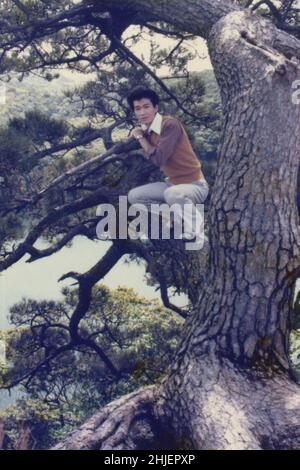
[54,2,300,450]
[199,10,300,369]
[154,10,300,450]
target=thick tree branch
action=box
[93,0,241,39]
[1,4,104,38]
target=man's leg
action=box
[128,181,170,206]
[163,180,209,240]
[128,181,171,239]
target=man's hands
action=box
[130,127,144,140]
[129,127,155,158]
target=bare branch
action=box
[26,220,97,263]
[251,0,282,21]
[144,22,196,39]
[0,187,119,272]
[156,270,188,319]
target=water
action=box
[0,236,187,330]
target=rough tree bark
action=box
[53,0,300,450]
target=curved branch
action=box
[66,243,128,332]
[251,0,282,21]
[26,220,97,263]
[59,242,133,376]
[156,270,188,319]
[0,187,118,272]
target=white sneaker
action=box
[178,232,197,241]
[178,233,208,244]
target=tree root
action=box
[51,385,173,450]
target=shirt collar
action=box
[141,112,162,135]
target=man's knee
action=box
[164,186,185,205]
[128,188,139,205]
[128,187,149,205]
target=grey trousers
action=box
[128,178,209,234]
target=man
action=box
[127,87,209,243]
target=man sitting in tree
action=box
[127,87,209,244]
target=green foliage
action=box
[9,110,69,146]
[0,285,183,449]
[0,126,32,171]
[0,398,62,449]
[0,110,68,180]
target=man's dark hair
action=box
[127,87,159,111]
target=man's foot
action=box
[178,232,196,241]
[178,233,208,244]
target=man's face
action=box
[133,98,158,127]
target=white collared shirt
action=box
[141,112,162,135]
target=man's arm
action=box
[132,119,183,167]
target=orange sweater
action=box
[147,115,203,185]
